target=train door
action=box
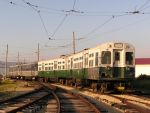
[113,50,122,78]
[113,50,121,66]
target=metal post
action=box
[17,52,20,76]
[73,32,75,54]
[5,44,8,79]
[38,43,40,61]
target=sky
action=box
[0,0,150,62]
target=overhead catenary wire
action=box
[76,11,147,41]
[49,14,68,40]
[124,0,150,14]
[21,0,79,41]
[72,0,77,10]
[138,0,150,11]
[45,0,149,47]
[76,15,122,41]
[77,13,150,46]
[22,0,51,39]
[3,0,150,55]
[37,11,50,38]
[1,0,27,8]
[43,0,74,49]
[48,0,77,40]
[79,15,115,39]
[4,0,150,16]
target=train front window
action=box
[101,51,111,64]
[126,52,133,65]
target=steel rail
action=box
[54,85,101,113]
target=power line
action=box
[72,0,77,10]
[138,0,150,11]
[75,15,116,41]
[22,0,38,11]
[45,13,137,48]
[123,0,150,15]
[48,0,78,39]
[49,14,68,40]
[139,5,150,11]
[76,10,148,41]
[37,11,50,38]
[22,0,51,39]
[78,14,150,45]
[75,13,143,43]
[1,0,27,8]
[5,0,150,53]
[21,0,69,40]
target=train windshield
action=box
[125,52,133,65]
[101,51,111,64]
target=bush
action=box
[137,74,150,80]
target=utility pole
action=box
[38,43,40,61]
[73,32,76,54]
[17,52,20,76]
[5,44,8,79]
[24,58,26,64]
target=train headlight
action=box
[126,66,130,71]
[32,77,35,80]
[106,66,111,70]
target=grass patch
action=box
[0,80,18,92]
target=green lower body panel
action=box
[87,67,99,80]
[38,66,135,80]
[38,69,88,79]
[99,67,135,79]
[72,68,88,79]
[55,70,67,78]
[38,71,54,77]
[99,67,113,78]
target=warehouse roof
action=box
[135,58,150,65]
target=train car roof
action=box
[38,42,135,63]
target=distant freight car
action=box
[8,63,38,80]
[38,42,135,92]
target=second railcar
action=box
[8,63,38,80]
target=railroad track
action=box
[0,82,101,113]
[0,87,48,113]
[108,94,150,113]
[128,94,150,102]
[55,88,101,113]
[0,83,59,113]
[112,94,150,107]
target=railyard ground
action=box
[0,79,35,101]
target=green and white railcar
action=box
[38,42,135,92]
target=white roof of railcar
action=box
[38,42,135,63]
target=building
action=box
[135,58,150,77]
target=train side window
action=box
[101,51,111,64]
[115,52,120,61]
[126,52,133,65]
[85,57,88,66]
[42,64,44,70]
[89,60,93,67]
[95,52,99,66]
[54,61,57,70]
[38,67,41,71]
[62,66,65,69]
